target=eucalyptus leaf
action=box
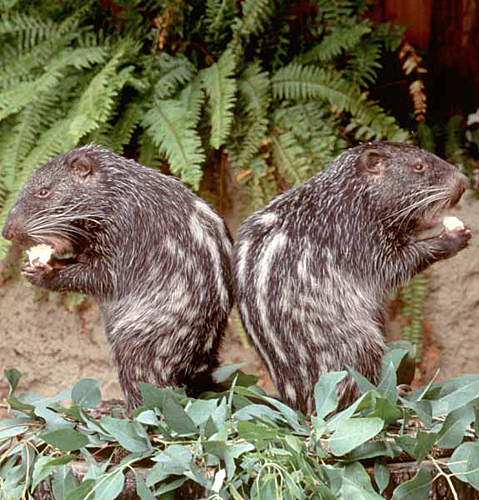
[395,435,416,457]
[147,445,192,486]
[413,431,437,464]
[6,395,35,413]
[347,368,376,395]
[399,398,432,426]
[369,396,402,423]
[377,361,397,404]
[382,347,410,373]
[35,405,74,431]
[0,424,28,440]
[46,454,76,466]
[391,467,431,500]
[212,363,246,383]
[329,418,384,456]
[163,398,197,434]
[431,375,479,416]
[185,399,218,425]
[341,462,384,499]
[139,383,183,410]
[101,416,150,453]
[345,441,394,462]
[135,409,161,426]
[52,466,79,499]
[314,371,347,419]
[328,392,375,432]
[71,379,102,408]
[155,476,189,495]
[136,474,156,500]
[92,469,125,500]
[65,479,96,500]
[233,403,281,424]
[32,455,56,490]
[4,368,21,396]
[203,441,254,480]
[448,441,479,489]
[374,460,390,494]
[41,429,89,451]
[436,402,476,449]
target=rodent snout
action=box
[449,173,469,207]
[2,217,25,242]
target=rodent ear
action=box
[67,152,95,178]
[358,149,386,175]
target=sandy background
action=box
[0,194,478,406]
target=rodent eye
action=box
[37,187,51,198]
[413,164,426,173]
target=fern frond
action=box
[272,63,352,107]
[204,0,236,46]
[238,63,270,115]
[67,43,136,143]
[143,99,205,189]
[239,0,273,38]
[179,75,206,125]
[231,63,271,169]
[299,22,371,63]
[273,101,347,176]
[0,44,109,121]
[317,0,355,24]
[153,53,196,99]
[271,132,308,186]
[347,41,383,86]
[237,156,276,214]
[137,132,163,170]
[346,97,409,142]
[273,63,408,141]
[201,50,237,149]
[0,67,64,121]
[0,12,56,43]
[108,101,145,154]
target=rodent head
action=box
[351,141,469,234]
[2,147,107,256]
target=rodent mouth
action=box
[24,237,83,268]
[415,213,439,232]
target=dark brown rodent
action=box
[233,141,471,415]
[2,145,234,410]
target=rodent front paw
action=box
[439,225,472,255]
[22,262,54,286]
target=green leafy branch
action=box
[2,349,479,499]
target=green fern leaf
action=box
[137,133,163,170]
[179,76,205,126]
[239,0,272,37]
[107,101,145,154]
[271,132,308,186]
[272,63,352,108]
[143,99,205,189]
[67,42,136,143]
[232,63,270,168]
[300,22,372,63]
[238,63,270,115]
[201,50,237,149]
[154,53,196,99]
[204,0,237,46]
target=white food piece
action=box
[443,216,465,231]
[27,244,54,265]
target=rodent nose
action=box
[460,174,470,191]
[2,221,13,240]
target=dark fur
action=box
[233,141,471,415]
[3,145,234,410]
